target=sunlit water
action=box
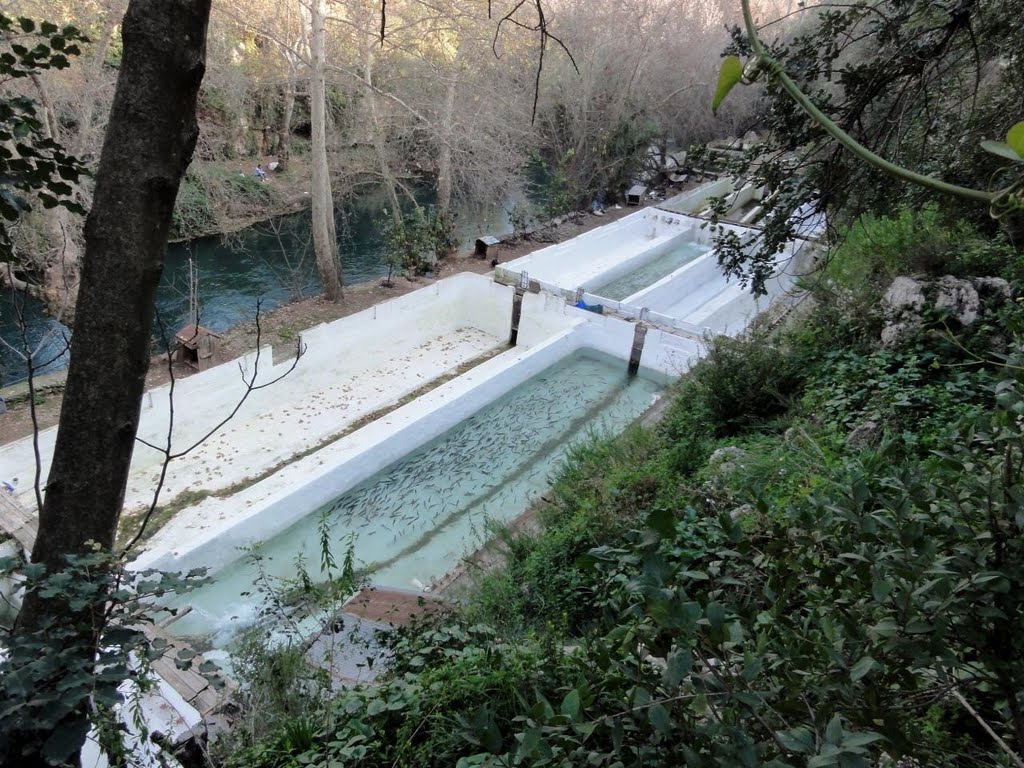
[167,349,665,647]
[0,191,515,384]
[589,240,710,301]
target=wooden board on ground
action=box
[141,621,236,719]
[342,586,447,627]
[0,488,36,551]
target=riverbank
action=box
[0,204,637,445]
[170,156,315,242]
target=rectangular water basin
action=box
[588,239,710,301]
[167,348,666,647]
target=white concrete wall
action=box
[495,209,701,292]
[657,178,733,214]
[134,297,690,576]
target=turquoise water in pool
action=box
[590,240,709,301]
[168,349,665,646]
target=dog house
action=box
[626,185,647,206]
[474,235,501,259]
[174,324,221,372]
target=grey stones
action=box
[881,275,1011,346]
[846,420,880,449]
[708,446,746,476]
[933,275,979,326]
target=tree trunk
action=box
[280,61,296,165]
[309,0,342,301]
[436,44,465,212]
[435,74,458,212]
[364,39,401,224]
[13,0,212,761]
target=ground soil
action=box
[0,203,640,445]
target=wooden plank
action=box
[343,586,447,627]
[0,489,37,551]
[141,622,235,717]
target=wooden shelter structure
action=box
[173,324,221,372]
[474,235,501,259]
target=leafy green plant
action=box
[508,200,533,239]
[427,205,458,260]
[0,15,88,262]
[380,206,432,283]
[0,552,211,765]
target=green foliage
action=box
[171,170,216,237]
[0,553,210,766]
[712,55,743,115]
[540,152,580,218]
[508,200,533,239]
[712,1,1024,293]
[825,206,1024,296]
[380,206,432,284]
[427,206,458,260]
[0,14,88,262]
[681,330,810,437]
[171,167,279,239]
[806,342,994,452]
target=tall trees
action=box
[7,0,213,763]
[309,0,343,300]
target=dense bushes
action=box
[222,206,1024,766]
[824,206,1024,300]
[171,167,281,240]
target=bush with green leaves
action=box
[0,14,88,262]
[823,206,1024,300]
[379,206,432,284]
[0,553,212,766]
[170,167,280,240]
[427,206,458,260]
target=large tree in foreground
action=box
[6,0,213,764]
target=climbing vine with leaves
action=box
[0,14,88,263]
[705,0,1024,294]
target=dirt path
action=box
[0,203,639,446]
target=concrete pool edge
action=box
[133,287,702,579]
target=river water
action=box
[0,191,513,385]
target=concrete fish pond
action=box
[2,184,814,707]
[162,349,666,648]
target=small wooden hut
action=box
[173,324,221,372]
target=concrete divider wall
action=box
[582,230,700,295]
[496,209,700,291]
[657,178,732,214]
[644,329,703,376]
[136,327,586,573]
[517,290,585,348]
[622,248,724,310]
